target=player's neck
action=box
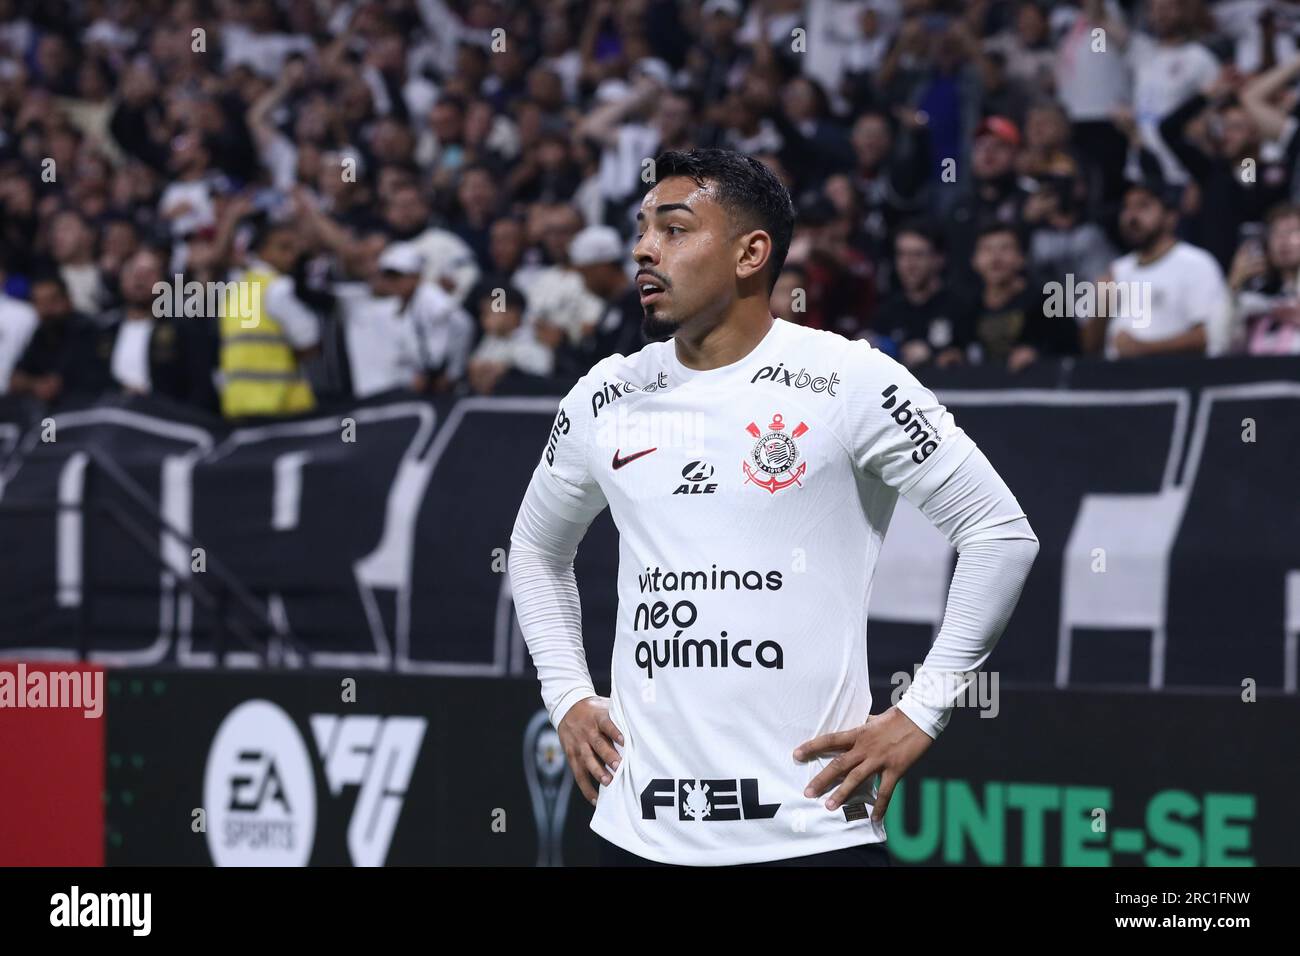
[672,303,776,372]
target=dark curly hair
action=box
[652,148,796,294]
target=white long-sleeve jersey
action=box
[508,317,1038,865]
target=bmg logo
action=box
[544,408,570,466]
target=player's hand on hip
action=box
[793,706,934,823]
[557,696,625,806]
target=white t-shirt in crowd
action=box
[60,263,104,317]
[219,24,314,77]
[597,123,661,203]
[1104,241,1231,358]
[1128,34,1220,184]
[334,280,473,397]
[1054,2,1132,121]
[258,130,298,193]
[111,318,154,392]
[334,283,425,398]
[1213,0,1299,73]
[407,226,481,306]
[471,325,554,377]
[0,294,38,394]
[159,178,217,237]
[523,266,606,346]
[252,263,321,351]
[399,283,474,380]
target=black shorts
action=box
[596,835,891,867]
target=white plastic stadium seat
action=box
[869,496,954,636]
[1057,489,1188,689]
[1285,570,1300,693]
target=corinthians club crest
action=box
[743,413,809,494]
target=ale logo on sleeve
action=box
[742,413,809,494]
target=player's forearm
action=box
[897,530,1037,737]
[898,446,1039,738]
[508,477,599,728]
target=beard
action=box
[1122,222,1160,252]
[641,307,678,341]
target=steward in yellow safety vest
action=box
[219,222,318,418]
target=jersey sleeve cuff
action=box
[896,694,947,741]
[550,686,599,730]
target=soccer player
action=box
[508,149,1039,867]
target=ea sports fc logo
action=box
[742,413,809,494]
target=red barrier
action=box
[0,662,105,865]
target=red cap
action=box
[975,115,1021,148]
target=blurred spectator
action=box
[334,243,473,399]
[687,0,751,107]
[557,224,644,376]
[1212,0,1298,74]
[1024,156,1118,291]
[0,269,38,395]
[470,215,543,304]
[837,1,895,109]
[451,163,504,267]
[46,209,106,316]
[101,248,219,411]
[979,49,1032,128]
[381,182,481,304]
[158,131,227,243]
[1228,202,1300,355]
[785,193,875,338]
[505,126,586,207]
[1159,74,1290,269]
[874,220,966,369]
[0,173,40,277]
[1054,0,1133,204]
[1018,102,1085,186]
[960,221,1079,371]
[0,0,1292,419]
[8,274,106,403]
[771,262,810,324]
[984,0,1057,92]
[522,204,606,353]
[578,70,695,227]
[770,74,856,197]
[1127,0,1221,185]
[948,115,1033,282]
[468,283,552,394]
[912,19,985,203]
[219,220,319,419]
[847,108,931,267]
[1084,180,1231,359]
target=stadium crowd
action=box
[1,0,1299,420]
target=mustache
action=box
[636,269,671,287]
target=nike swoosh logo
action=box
[612,447,657,470]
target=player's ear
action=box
[735,228,773,286]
